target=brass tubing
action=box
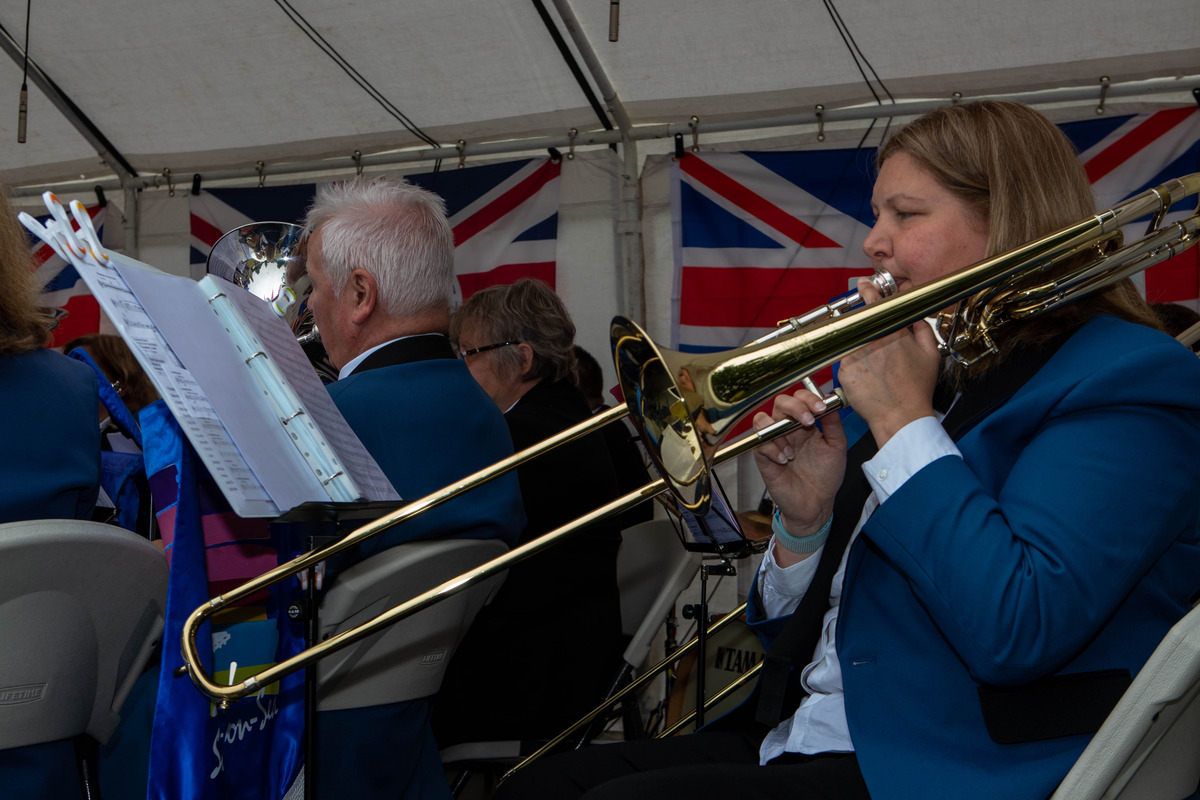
[502,603,751,778]
[180,410,804,702]
[1003,214,1199,320]
[1178,320,1200,351]
[658,660,764,738]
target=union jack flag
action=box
[1073,107,1200,311]
[418,156,561,298]
[30,203,106,348]
[189,156,561,301]
[672,106,1200,354]
[672,149,877,353]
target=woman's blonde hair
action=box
[0,183,52,355]
[877,100,1160,356]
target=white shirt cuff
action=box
[758,539,824,617]
[863,415,960,503]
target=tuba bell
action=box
[205,221,338,382]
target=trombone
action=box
[496,602,756,785]
[177,172,1200,705]
[175,280,893,704]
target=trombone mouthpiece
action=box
[871,270,898,296]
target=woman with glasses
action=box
[435,278,626,750]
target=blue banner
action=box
[142,402,305,800]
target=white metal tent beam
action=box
[0,20,138,186]
[548,0,644,321]
[0,20,142,252]
[11,73,1196,198]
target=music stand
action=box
[669,472,758,727]
[270,500,404,800]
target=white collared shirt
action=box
[336,334,443,380]
[757,414,961,762]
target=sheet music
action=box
[679,472,748,552]
[22,197,398,517]
[218,282,400,503]
[71,256,280,517]
[115,260,331,513]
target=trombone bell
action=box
[612,317,713,512]
[612,271,897,514]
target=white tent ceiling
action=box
[1,0,1198,192]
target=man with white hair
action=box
[302,174,524,800]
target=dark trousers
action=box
[491,730,871,800]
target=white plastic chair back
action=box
[1051,603,1200,800]
[0,519,167,749]
[617,519,700,668]
[315,537,508,712]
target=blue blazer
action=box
[327,342,525,556]
[0,348,101,523]
[319,337,525,800]
[750,315,1200,799]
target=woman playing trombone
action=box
[496,100,1200,800]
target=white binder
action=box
[20,194,399,518]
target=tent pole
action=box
[617,139,645,324]
[123,186,139,259]
[548,0,633,138]
[546,0,646,321]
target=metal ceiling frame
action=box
[0,20,142,249]
[8,73,1195,198]
[0,20,138,184]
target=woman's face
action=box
[456,325,522,411]
[862,151,990,293]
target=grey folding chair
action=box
[0,518,168,798]
[1051,603,1200,800]
[279,538,508,799]
[315,537,509,712]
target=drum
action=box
[666,615,764,731]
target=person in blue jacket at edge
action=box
[0,180,103,797]
[494,100,1200,800]
[300,174,525,800]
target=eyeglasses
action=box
[457,341,519,358]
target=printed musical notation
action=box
[21,196,398,518]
